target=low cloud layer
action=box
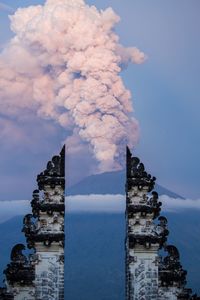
[68,194,200,213]
[67,194,125,212]
[0,200,30,223]
[160,195,200,212]
[0,195,125,223]
[1,194,200,224]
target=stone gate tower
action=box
[0,146,65,300]
[125,147,198,300]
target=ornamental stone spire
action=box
[0,146,65,300]
[126,146,168,299]
[125,147,199,300]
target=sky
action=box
[0,0,200,200]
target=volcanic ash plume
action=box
[0,0,145,172]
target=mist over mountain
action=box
[67,170,183,198]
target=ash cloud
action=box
[0,0,145,172]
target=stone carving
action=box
[22,214,37,235]
[159,245,187,287]
[31,189,65,217]
[0,288,14,300]
[37,145,65,190]
[126,147,163,299]
[154,216,169,239]
[127,191,162,219]
[10,244,27,264]
[4,244,34,285]
[126,146,156,192]
[35,255,64,300]
[33,146,65,299]
[134,260,158,299]
[126,147,199,300]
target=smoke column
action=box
[0,0,145,172]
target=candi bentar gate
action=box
[0,146,199,300]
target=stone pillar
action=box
[125,147,198,300]
[0,146,65,300]
[29,146,65,300]
[126,147,168,300]
[20,146,65,300]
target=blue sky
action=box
[0,0,200,199]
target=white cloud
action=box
[1,194,200,224]
[0,195,125,223]
[0,200,29,223]
[67,194,125,213]
[160,195,200,212]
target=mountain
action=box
[67,170,183,198]
[0,211,199,299]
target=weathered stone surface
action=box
[0,146,65,300]
[34,146,65,300]
[125,147,198,300]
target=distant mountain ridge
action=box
[67,170,183,198]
